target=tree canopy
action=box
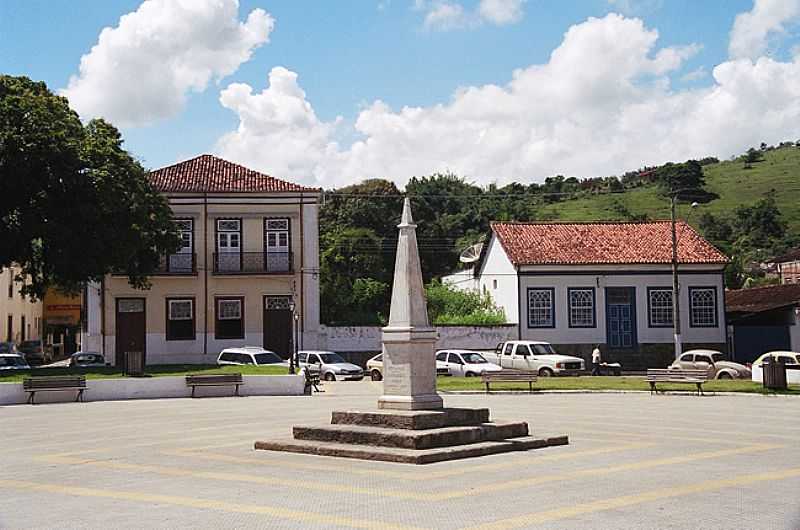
[0,75,179,298]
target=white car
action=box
[217,346,286,366]
[0,353,30,371]
[669,349,751,379]
[435,350,502,377]
[366,353,450,381]
[298,350,364,381]
[485,341,585,376]
[751,351,800,385]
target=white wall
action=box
[517,267,726,345]
[301,202,321,349]
[442,269,478,291]
[319,325,516,352]
[477,234,518,323]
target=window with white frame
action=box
[166,298,194,341]
[216,298,244,339]
[528,288,554,328]
[689,287,717,327]
[568,288,595,327]
[648,288,673,327]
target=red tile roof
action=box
[147,154,319,193]
[726,283,800,314]
[491,221,728,266]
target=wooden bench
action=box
[481,370,538,393]
[646,368,709,395]
[303,368,321,393]
[185,374,243,398]
[23,376,86,404]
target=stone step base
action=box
[330,408,490,430]
[254,435,569,465]
[292,422,529,450]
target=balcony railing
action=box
[213,252,293,275]
[156,253,197,275]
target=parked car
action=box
[18,339,51,366]
[0,342,18,354]
[484,341,585,376]
[365,352,450,381]
[751,351,800,385]
[68,352,107,368]
[217,347,286,366]
[0,353,30,370]
[435,350,502,377]
[669,349,751,379]
[297,351,363,381]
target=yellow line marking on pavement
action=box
[37,443,774,503]
[564,425,744,445]
[164,442,655,481]
[0,479,425,530]
[466,466,800,529]
[568,419,800,442]
[429,443,781,500]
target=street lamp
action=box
[288,299,296,374]
[670,195,699,359]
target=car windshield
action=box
[532,344,556,355]
[461,353,487,364]
[319,353,346,364]
[711,353,725,362]
[254,352,282,365]
[0,356,26,367]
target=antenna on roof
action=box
[459,242,484,264]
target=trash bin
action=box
[762,356,787,390]
[123,351,145,377]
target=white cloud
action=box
[417,0,524,30]
[607,0,663,16]
[216,12,800,190]
[61,0,274,127]
[680,66,707,82]
[729,0,800,60]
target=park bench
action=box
[185,373,243,398]
[481,370,538,393]
[646,368,709,396]
[23,376,86,404]
[303,368,321,393]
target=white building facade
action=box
[470,221,728,369]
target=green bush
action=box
[425,280,506,325]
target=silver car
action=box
[297,350,363,381]
[0,353,30,371]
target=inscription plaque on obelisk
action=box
[378,198,443,410]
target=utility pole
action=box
[670,194,682,359]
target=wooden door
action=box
[263,296,292,359]
[115,298,146,367]
[606,287,637,349]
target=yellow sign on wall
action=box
[43,289,81,327]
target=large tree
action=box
[0,75,179,298]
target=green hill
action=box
[538,145,800,234]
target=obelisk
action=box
[378,198,444,410]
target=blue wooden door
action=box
[606,288,636,349]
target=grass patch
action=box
[0,364,289,383]
[436,375,800,395]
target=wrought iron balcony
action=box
[213,252,293,275]
[156,253,197,275]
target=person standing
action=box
[591,345,602,376]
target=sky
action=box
[2,0,800,189]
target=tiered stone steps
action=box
[254,408,568,464]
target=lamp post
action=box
[670,195,699,359]
[288,299,296,374]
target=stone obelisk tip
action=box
[399,197,415,227]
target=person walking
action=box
[591,345,602,376]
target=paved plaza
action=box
[2,382,799,529]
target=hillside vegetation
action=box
[538,145,800,232]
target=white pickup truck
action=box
[483,341,586,376]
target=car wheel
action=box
[465,372,476,377]
[538,367,554,377]
[717,372,732,379]
[371,370,383,381]
[324,372,336,382]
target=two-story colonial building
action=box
[83,155,321,365]
[471,221,729,369]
